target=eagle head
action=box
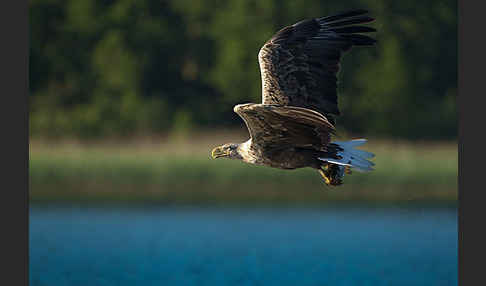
[211,143,241,159]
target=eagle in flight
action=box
[211,9,376,186]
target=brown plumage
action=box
[211,9,377,186]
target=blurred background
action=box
[29,0,458,285]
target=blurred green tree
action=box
[29,0,457,140]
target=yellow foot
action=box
[318,169,332,186]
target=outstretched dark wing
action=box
[258,9,376,124]
[234,103,335,152]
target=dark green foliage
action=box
[29,0,457,139]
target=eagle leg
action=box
[318,164,343,187]
[318,169,332,186]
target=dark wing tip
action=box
[331,26,377,34]
[322,16,375,28]
[315,9,377,47]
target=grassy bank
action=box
[29,134,457,205]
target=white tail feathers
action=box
[318,139,375,173]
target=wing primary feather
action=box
[322,16,375,28]
[329,26,377,34]
[341,34,377,45]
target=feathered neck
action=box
[236,139,258,163]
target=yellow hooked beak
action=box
[211,146,228,159]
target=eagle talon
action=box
[318,169,332,186]
[319,164,343,187]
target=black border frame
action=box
[459,1,483,285]
[3,0,29,285]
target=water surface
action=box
[30,205,457,286]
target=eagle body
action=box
[211,10,377,186]
[233,103,338,170]
[238,139,328,170]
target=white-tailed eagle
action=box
[211,9,376,186]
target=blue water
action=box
[30,205,457,286]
